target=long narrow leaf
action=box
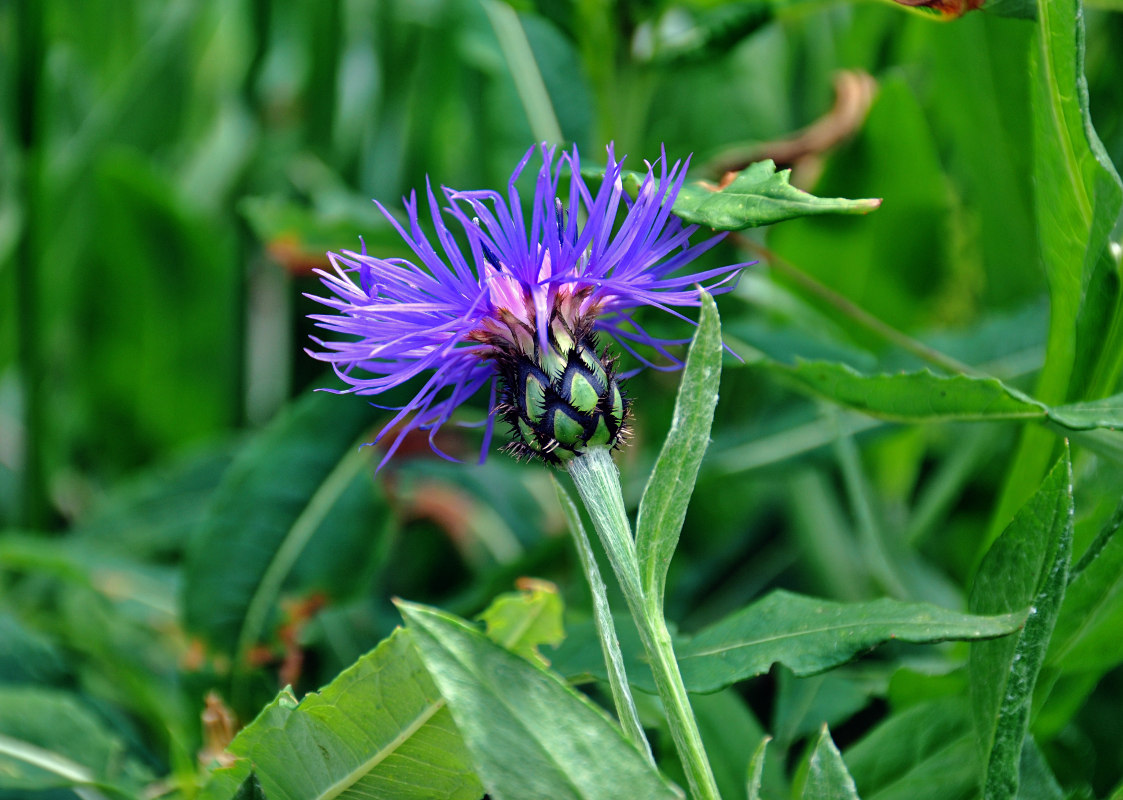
[636,289,723,609]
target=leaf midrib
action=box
[312,697,448,800]
[680,614,1020,661]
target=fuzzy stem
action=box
[568,447,720,800]
[552,475,654,764]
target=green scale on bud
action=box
[474,291,629,465]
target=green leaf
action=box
[398,600,681,800]
[1016,738,1064,800]
[240,195,410,274]
[226,627,483,800]
[1045,495,1123,672]
[667,159,880,230]
[478,580,565,666]
[552,476,652,761]
[756,360,1123,442]
[674,591,1024,694]
[683,690,775,800]
[551,593,1024,695]
[0,687,149,795]
[636,289,722,610]
[183,389,383,668]
[746,737,770,800]
[1033,497,1123,731]
[969,448,1073,800]
[993,0,1123,534]
[773,668,884,748]
[636,3,773,65]
[844,699,979,800]
[802,726,861,800]
[196,760,255,800]
[1048,392,1123,429]
[763,361,1047,423]
[1031,0,1123,402]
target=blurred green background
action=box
[2,0,1123,797]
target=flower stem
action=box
[568,447,721,800]
[552,475,653,764]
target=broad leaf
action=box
[184,389,383,667]
[1017,738,1064,800]
[196,761,254,800]
[226,627,483,800]
[802,726,861,800]
[636,289,723,610]
[969,448,1073,800]
[399,601,681,800]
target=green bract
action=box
[499,326,628,464]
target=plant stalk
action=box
[568,447,720,800]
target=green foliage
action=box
[400,600,682,800]
[670,160,881,230]
[217,628,482,800]
[183,390,386,687]
[970,449,1074,799]
[551,591,1025,693]
[800,726,861,800]
[636,290,723,611]
[3,0,1123,797]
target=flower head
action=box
[307,144,743,468]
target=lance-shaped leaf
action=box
[801,726,861,800]
[677,592,1024,694]
[757,360,1123,440]
[1035,497,1123,729]
[969,448,1073,800]
[636,290,722,610]
[746,737,771,800]
[399,601,680,800]
[225,628,483,800]
[550,592,1024,695]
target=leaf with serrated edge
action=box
[399,601,680,800]
[969,447,1073,800]
[636,290,722,610]
[670,160,880,230]
[227,628,482,800]
[802,726,860,800]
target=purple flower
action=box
[307,144,743,467]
